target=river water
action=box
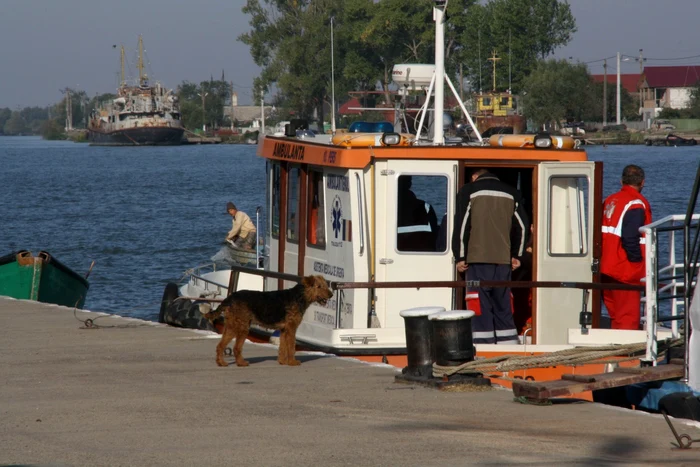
[1,136,698,320]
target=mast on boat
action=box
[138,35,146,85]
[120,45,125,87]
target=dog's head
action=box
[302,275,334,305]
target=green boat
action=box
[0,251,91,309]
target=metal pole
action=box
[616,52,621,125]
[255,206,261,269]
[330,17,336,134]
[433,3,445,144]
[603,59,607,127]
[260,88,265,135]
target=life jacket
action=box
[601,185,652,284]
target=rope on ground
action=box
[73,300,164,329]
[432,338,683,377]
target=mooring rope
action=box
[72,300,164,329]
[432,338,683,377]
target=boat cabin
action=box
[252,129,604,355]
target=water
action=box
[0,137,265,318]
[1,136,699,321]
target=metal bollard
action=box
[399,306,445,378]
[429,310,476,367]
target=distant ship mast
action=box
[487,49,501,92]
[138,35,147,86]
[120,45,125,87]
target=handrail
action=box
[331,279,643,291]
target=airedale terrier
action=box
[203,275,333,367]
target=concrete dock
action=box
[2,297,699,466]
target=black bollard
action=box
[399,306,445,379]
[430,310,476,367]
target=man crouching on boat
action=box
[225,201,256,250]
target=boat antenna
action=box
[508,29,512,93]
[488,49,500,92]
[330,16,336,134]
[422,0,482,143]
[478,29,482,93]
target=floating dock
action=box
[2,297,699,465]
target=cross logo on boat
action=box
[330,195,351,247]
[332,195,342,239]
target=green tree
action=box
[177,80,231,131]
[0,108,12,134]
[458,0,576,94]
[3,111,28,135]
[240,0,350,124]
[39,119,66,140]
[521,59,596,128]
[687,81,700,119]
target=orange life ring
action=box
[332,132,414,147]
[489,134,576,149]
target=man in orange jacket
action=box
[601,165,652,330]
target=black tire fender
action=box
[159,282,179,323]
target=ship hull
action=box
[88,126,184,146]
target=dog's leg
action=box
[216,323,235,367]
[277,328,289,365]
[232,326,250,367]
[285,325,301,366]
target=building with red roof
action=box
[639,65,700,110]
[591,73,641,94]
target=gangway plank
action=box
[512,364,685,402]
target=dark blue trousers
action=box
[467,263,518,344]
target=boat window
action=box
[500,97,510,106]
[287,167,301,243]
[307,170,326,249]
[270,163,281,238]
[548,176,589,256]
[396,174,447,253]
[482,97,491,106]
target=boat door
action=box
[378,160,456,328]
[535,162,600,344]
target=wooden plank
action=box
[561,374,597,383]
[512,364,684,401]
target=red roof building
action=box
[639,66,700,110]
[591,73,641,94]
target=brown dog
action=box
[203,275,333,367]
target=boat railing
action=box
[181,262,230,298]
[642,160,700,381]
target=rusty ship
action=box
[88,36,184,146]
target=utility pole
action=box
[603,59,607,127]
[61,89,73,131]
[330,16,336,134]
[616,52,621,125]
[197,92,208,131]
[260,88,265,135]
[638,48,645,117]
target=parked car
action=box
[652,119,676,131]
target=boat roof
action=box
[258,136,588,169]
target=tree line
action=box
[0,91,115,139]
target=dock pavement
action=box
[2,297,699,466]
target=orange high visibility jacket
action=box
[601,185,652,284]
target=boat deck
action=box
[2,297,699,465]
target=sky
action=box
[0,0,698,109]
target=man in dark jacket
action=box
[397,176,439,252]
[452,168,530,344]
